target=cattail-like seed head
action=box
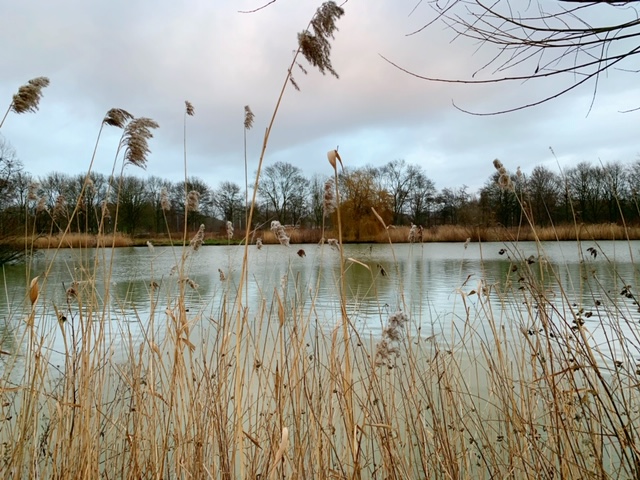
[408,224,418,243]
[244,105,254,129]
[498,173,512,190]
[36,197,47,213]
[270,220,290,246]
[323,178,336,216]
[493,159,503,170]
[53,195,67,220]
[122,117,159,169]
[28,182,38,201]
[103,108,133,128]
[11,77,50,114]
[226,220,234,240]
[160,187,170,211]
[187,190,200,212]
[189,224,205,251]
[101,200,111,219]
[185,101,195,116]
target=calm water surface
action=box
[2,241,640,368]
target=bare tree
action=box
[213,181,244,226]
[391,1,640,114]
[257,161,309,225]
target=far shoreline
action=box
[4,222,640,250]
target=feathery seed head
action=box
[185,101,195,116]
[28,182,38,201]
[226,220,234,240]
[160,187,170,211]
[122,117,159,169]
[53,195,67,220]
[244,105,254,129]
[35,197,47,213]
[11,77,50,114]
[101,200,111,219]
[103,108,133,128]
[297,2,345,78]
[189,224,205,251]
[187,190,200,212]
[270,220,290,246]
[323,178,336,216]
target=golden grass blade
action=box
[267,427,289,479]
[371,207,387,229]
[346,258,371,270]
[29,276,39,305]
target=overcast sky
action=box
[2,0,640,194]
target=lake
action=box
[1,240,640,372]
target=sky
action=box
[2,0,640,195]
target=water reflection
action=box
[1,241,640,367]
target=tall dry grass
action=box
[3,4,640,478]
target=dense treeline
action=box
[2,134,640,238]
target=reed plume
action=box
[189,224,205,251]
[185,101,195,117]
[160,187,171,211]
[226,221,234,240]
[121,117,159,169]
[187,190,200,212]
[493,158,513,190]
[103,108,133,128]
[52,194,67,221]
[244,105,254,130]
[297,2,345,79]
[27,182,38,201]
[323,177,336,216]
[408,224,418,243]
[1,76,50,128]
[375,311,408,366]
[270,220,290,246]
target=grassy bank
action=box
[4,222,640,252]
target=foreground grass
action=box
[1,232,639,479]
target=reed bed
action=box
[2,4,640,477]
[2,227,640,478]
